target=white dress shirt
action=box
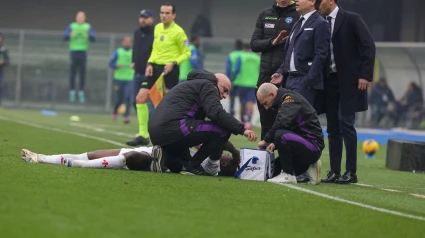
[328,6,339,73]
[290,10,317,72]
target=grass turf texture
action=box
[0,109,424,237]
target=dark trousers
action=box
[113,80,132,117]
[256,73,280,140]
[70,51,87,91]
[285,76,317,106]
[274,129,321,176]
[0,69,3,106]
[325,73,357,174]
[162,121,231,173]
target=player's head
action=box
[219,154,238,177]
[235,39,243,51]
[191,35,201,48]
[139,9,154,27]
[276,0,292,8]
[319,0,337,16]
[215,73,232,100]
[122,36,132,49]
[295,0,322,15]
[75,11,86,24]
[124,151,153,171]
[257,83,279,110]
[160,3,176,25]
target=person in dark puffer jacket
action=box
[250,0,300,140]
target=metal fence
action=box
[1,28,425,128]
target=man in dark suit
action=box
[272,0,330,108]
[319,0,376,184]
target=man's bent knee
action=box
[136,89,149,104]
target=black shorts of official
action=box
[140,63,180,90]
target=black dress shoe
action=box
[335,171,358,184]
[296,173,310,183]
[126,136,150,146]
[321,171,340,183]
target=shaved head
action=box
[256,83,279,110]
[215,73,231,99]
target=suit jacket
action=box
[317,7,376,115]
[277,10,331,90]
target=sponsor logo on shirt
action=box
[265,23,275,29]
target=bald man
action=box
[148,70,257,176]
[257,83,324,185]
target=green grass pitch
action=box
[0,109,424,237]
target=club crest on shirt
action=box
[285,17,293,24]
[265,23,275,29]
[160,35,164,41]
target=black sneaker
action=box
[296,173,310,183]
[150,145,166,173]
[181,161,212,176]
[321,171,341,183]
[126,136,150,146]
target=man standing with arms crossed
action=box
[318,0,375,184]
[127,3,191,146]
[250,0,300,140]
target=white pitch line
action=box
[0,116,127,147]
[380,188,402,193]
[411,194,425,199]
[281,184,425,221]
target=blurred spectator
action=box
[0,33,9,107]
[393,82,423,126]
[179,35,204,82]
[226,39,243,115]
[63,11,96,103]
[190,14,212,37]
[369,79,395,126]
[109,36,134,124]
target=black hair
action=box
[314,0,323,10]
[235,39,243,50]
[162,3,176,14]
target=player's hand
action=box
[266,143,275,153]
[145,64,153,77]
[243,130,258,142]
[116,64,123,69]
[258,140,267,149]
[271,73,283,85]
[272,30,287,45]
[70,31,75,36]
[358,78,369,91]
[130,63,135,69]
[164,62,175,75]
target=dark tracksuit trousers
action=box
[273,129,321,176]
[256,73,281,140]
[70,51,87,91]
[161,121,231,173]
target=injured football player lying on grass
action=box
[20,142,240,177]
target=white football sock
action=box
[41,153,89,165]
[206,158,220,165]
[71,155,126,169]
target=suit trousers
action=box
[285,76,317,107]
[325,73,357,174]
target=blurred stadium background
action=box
[1,0,425,130]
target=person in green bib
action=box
[63,11,96,103]
[231,43,261,129]
[109,36,134,124]
[179,35,203,82]
[226,39,243,116]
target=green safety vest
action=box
[69,22,91,51]
[233,52,261,87]
[179,44,196,80]
[228,50,243,77]
[114,48,134,81]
